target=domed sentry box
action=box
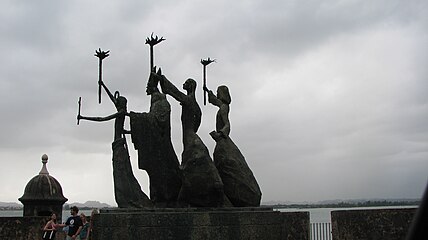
[19,154,68,220]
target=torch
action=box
[94,48,110,104]
[200,57,216,105]
[145,33,165,72]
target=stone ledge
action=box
[331,208,417,240]
[92,208,309,240]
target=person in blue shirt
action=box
[56,206,83,240]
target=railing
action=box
[310,222,332,240]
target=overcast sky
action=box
[1,0,427,206]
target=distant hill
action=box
[0,200,112,210]
[0,201,22,209]
[262,198,421,207]
[316,198,421,205]
[262,200,306,205]
[64,201,112,209]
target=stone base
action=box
[331,208,417,240]
[91,207,309,240]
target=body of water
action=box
[277,205,418,223]
[1,206,418,224]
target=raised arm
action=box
[204,87,222,107]
[77,111,125,122]
[74,225,83,240]
[99,80,117,105]
[159,75,187,103]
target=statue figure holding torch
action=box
[201,58,215,105]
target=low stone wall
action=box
[92,207,310,240]
[331,208,417,240]
[0,216,66,240]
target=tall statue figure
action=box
[205,85,262,207]
[159,72,227,207]
[77,78,152,208]
[129,68,182,207]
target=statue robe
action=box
[130,92,181,207]
[112,137,152,208]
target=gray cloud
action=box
[0,0,427,205]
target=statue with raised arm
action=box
[205,85,262,207]
[159,72,228,207]
[129,68,181,207]
[77,49,152,208]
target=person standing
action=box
[87,209,99,240]
[56,206,83,240]
[79,213,90,240]
[42,213,58,240]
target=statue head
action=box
[217,85,231,104]
[146,74,160,95]
[146,68,162,95]
[114,91,128,111]
[183,78,197,93]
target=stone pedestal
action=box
[331,208,417,240]
[91,207,309,240]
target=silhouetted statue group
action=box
[77,34,261,208]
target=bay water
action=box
[277,205,418,223]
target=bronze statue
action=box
[77,49,152,208]
[76,34,262,209]
[205,85,262,207]
[159,72,228,207]
[129,68,181,207]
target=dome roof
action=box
[19,154,67,203]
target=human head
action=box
[50,212,57,221]
[91,209,100,216]
[183,78,196,93]
[90,209,100,224]
[217,85,231,104]
[80,213,87,222]
[70,206,79,215]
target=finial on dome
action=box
[39,154,49,175]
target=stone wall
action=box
[331,208,417,240]
[0,216,66,240]
[91,207,309,240]
[0,208,309,239]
